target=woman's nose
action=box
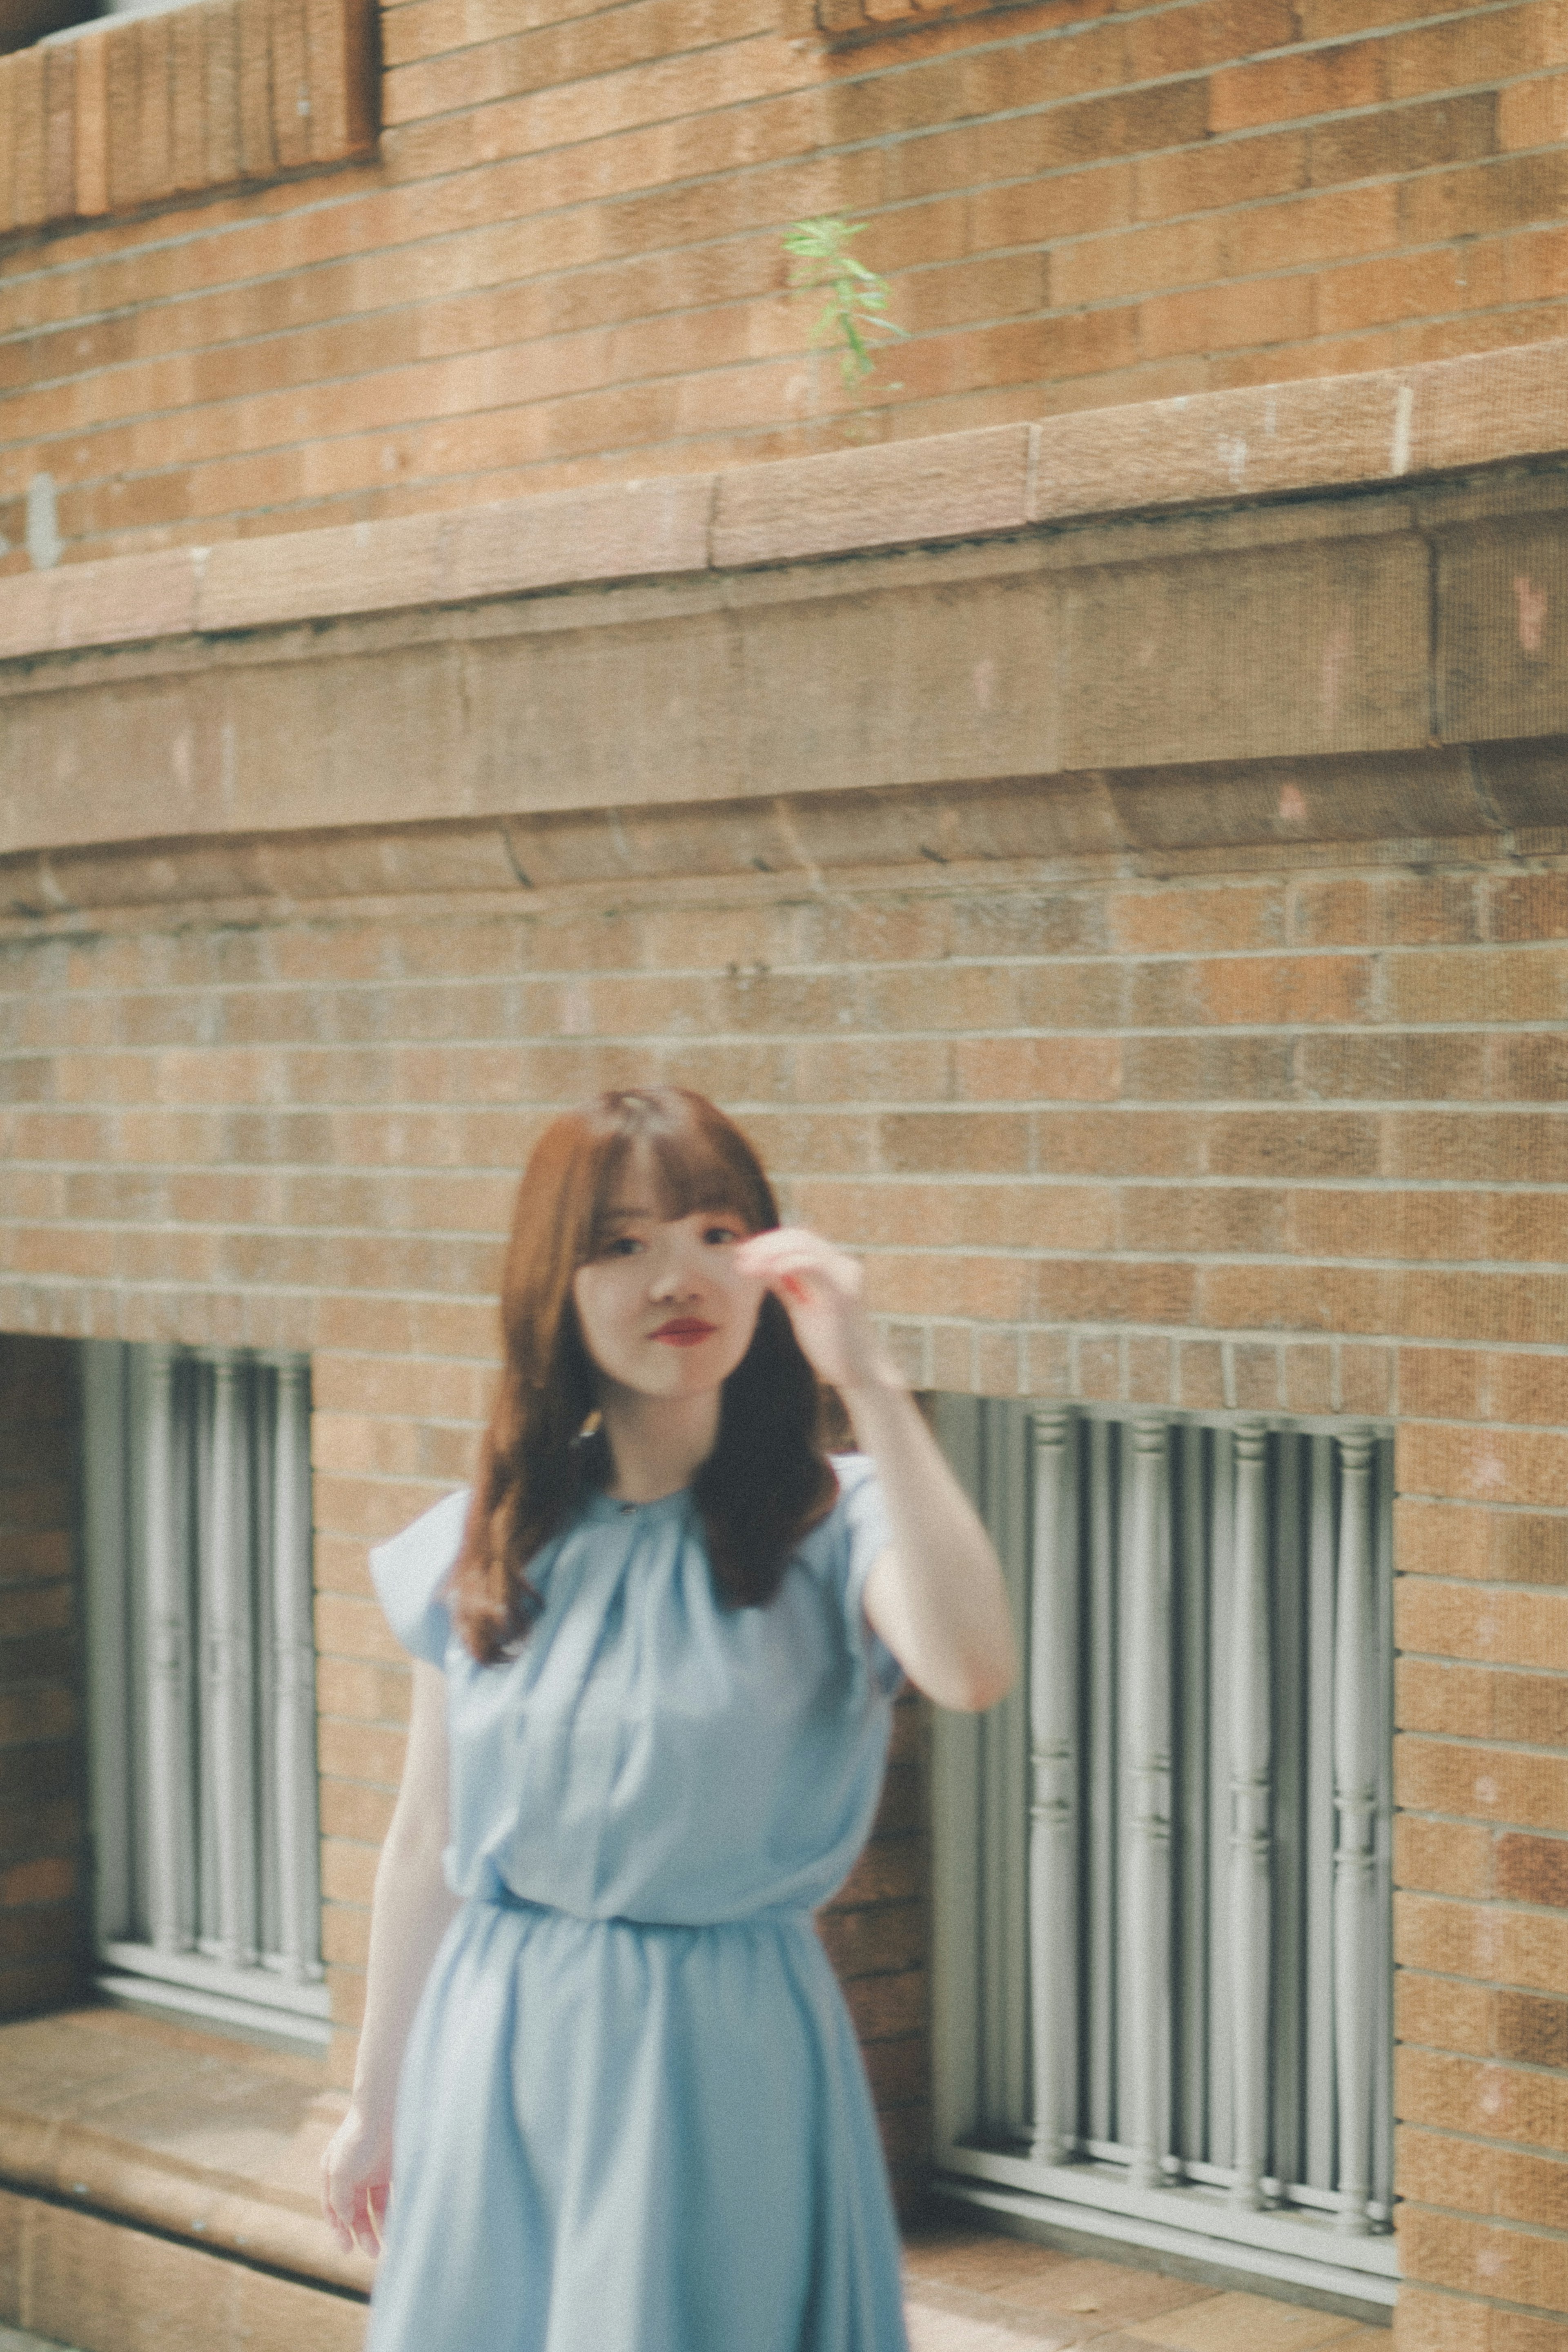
[648,1240,701,1298]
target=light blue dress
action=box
[366,1456,911,2352]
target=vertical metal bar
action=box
[1029,1406,1079,2165]
[143,1342,192,1956]
[1125,1417,1172,2192]
[1371,1436,1395,2225]
[1270,1434,1306,2194]
[1086,1417,1117,2145]
[929,1396,983,2153]
[989,1400,1031,2138]
[1334,1427,1379,2235]
[1229,1421,1272,2209]
[1174,1421,1209,2170]
[1304,1434,1339,2191]
[80,1341,132,1947]
[204,1350,258,1969]
[1206,1428,1234,2172]
[978,1403,1010,2132]
[268,1356,319,1980]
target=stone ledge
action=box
[0,2188,366,2352]
[815,0,1039,48]
[3,749,1566,925]
[0,2008,370,2303]
[0,338,1563,666]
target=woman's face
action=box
[571,1147,766,1403]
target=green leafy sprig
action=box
[783,216,907,392]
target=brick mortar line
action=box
[18,954,1568,993]
[13,216,1559,412]
[11,57,1536,347]
[376,0,1532,137]
[10,1163,1568,1193]
[1397,1737,1568,1763]
[19,236,1568,453]
[1382,2191,1568,2248]
[376,0,1510,67]
[1395,2044,1568,2083]
[16,1220,1568,1279]
[1398,1500,1568,1516]
[1399,1604,1568,1620]
[4,133,1551,368]
[0,0,1536,315]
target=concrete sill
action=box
[0,2006,371,2304]
[816,0,1046,49]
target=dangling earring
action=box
[579,1408,603,1439]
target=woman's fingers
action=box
[321,2120,390,2260]
[736,1228,862,1296]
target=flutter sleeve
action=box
[828,1453,904,1699]
[368,1487,470,1668]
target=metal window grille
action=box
[931,1399,1396,2313]
[79,1340,328,2047]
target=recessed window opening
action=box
[79,1340,326,2048]
[930,1398,1396,2311]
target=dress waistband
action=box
[473,1885,812,1933]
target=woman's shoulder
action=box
[369,1487,471,1665]
[795,1452,888,1570]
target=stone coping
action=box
[0,337,1564,667]
[0,2007,371,2300]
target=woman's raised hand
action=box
[734,1228,895,1395]
[321,2100,393,2259]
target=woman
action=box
[321,1086,1015,2352]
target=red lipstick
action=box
[650,1318,717,1347]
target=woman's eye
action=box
[703,1224,741,1246]
[606,1235,643,1257]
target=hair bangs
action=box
[584,1090,777,1251]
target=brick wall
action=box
[0,1338,86,2022]
[1,820,1566,2332]
[2,0,1564,567]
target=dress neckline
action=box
[586,1485,692,1524]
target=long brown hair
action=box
[450,1087,838,1663]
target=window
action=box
[931,1398,1396,2312]
[1,0,376,233]
[79,1340,327,2048]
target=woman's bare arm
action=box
[321,1660,461,2256]
[735,1228,1016,1713]
[843,1378,1016,1712]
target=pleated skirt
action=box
[366,1894,910,2352]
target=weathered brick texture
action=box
[2,816,1567,2296]
[0,0,379,235]
[0,1337,85,2021]
[2,0,1564,564]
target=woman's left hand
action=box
[734,1228,895,1394]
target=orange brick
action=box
[1133,126,1307,220]
[1388,4,1561,104]
[1397,2046,1568,2154]
[1399,2205,1568,2314]
[1396,1968,1493,2060]
[1139,269,1317,358]
[1500,69,1568,149]
[1399,2126,1568,2233]
[951,1037,1122,1102]
[1209,40,1389,134]
[1396,1817,1495,1900]
[1399,1424,1568,1512]
[1107,882,1285,954]
[1396,1747,1568,1838]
